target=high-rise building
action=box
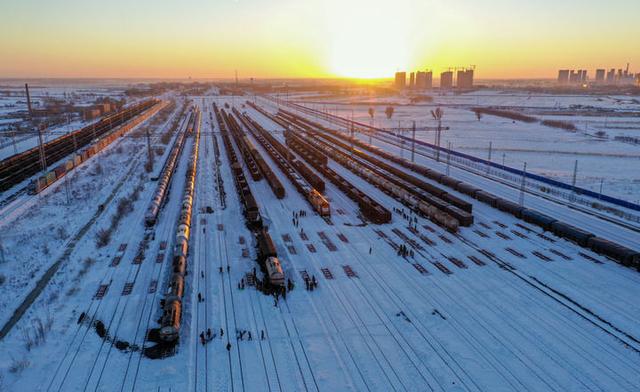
[457,69,474,88]
[595,69,605,82]
[415,71,433,89]
[569,70,580,83]
[395,72,406,89]
[606,69,616,83]
[409,72,415,88]
[558,70,570,84]
[440,71,453,88]
[580,70,587,83]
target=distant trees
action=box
[385,106,395,120]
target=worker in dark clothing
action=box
[369,247,372,254]
[220,328,224,337]
[219,266,223,273]
[226,342,231,351]
[227,265,230,272]
[207,328,212,339]
[248,331,252,340]
[198,293,202,302]
[201,271,204,278]
[200,332,205,346]
[261,330,265,340]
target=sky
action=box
[0,0,638,80]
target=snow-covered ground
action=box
[288,90,640,204]
[0,93,638,392]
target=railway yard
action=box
[0,87,639,392]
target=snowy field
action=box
[0,92,638,391]
[289,90,640,204]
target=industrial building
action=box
[595,69,605,82]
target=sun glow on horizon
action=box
[322,0,412,79]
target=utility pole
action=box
[519,162,527,207]
[599,178,604,199]
[571,160,578,202]
[487,141,492,174]
[11,126,17,154]
[446,141,451,176]
[431,107,444,162]
[146,127,153,165]
[411,121,416,163]
[25,83,33,119]
[37,124,47,173]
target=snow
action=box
[0,91,638,392]
[289,89,640,204]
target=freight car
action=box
[550,221,594,247]
[521,209,557,230]
[495,198,524,218]
[587,237,639,268]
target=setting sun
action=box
[323,0,411,78]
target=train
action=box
[215,104,265,230]
[274,108,469,228]
[145,109,194,226]
[238,109,331,218]
[448,178,640,269]
[158,107,201,343]
[284,129,391,224]
[276,113,460,231]
[256,228,285,287]
[2,99,160,192]
[28,100,164,195]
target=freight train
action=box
[145,109,194,226]
[1,99,160,192]
[256,228,285,287]
[284,128,392,224]
[238,109,331,217]
[158,107,201,343]
[214,104,264,230]
[28,100,164,194]
[272,109,461,231]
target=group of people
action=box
[304,275,318,291]
[292,210,306,228]
[199,328,222,346]
[397,244,414,258]
[394,207,419,224]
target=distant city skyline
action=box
[1,0,639,79]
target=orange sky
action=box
[1,0,638,79]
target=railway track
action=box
[44,104,184,391]
[0,100,158,192]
